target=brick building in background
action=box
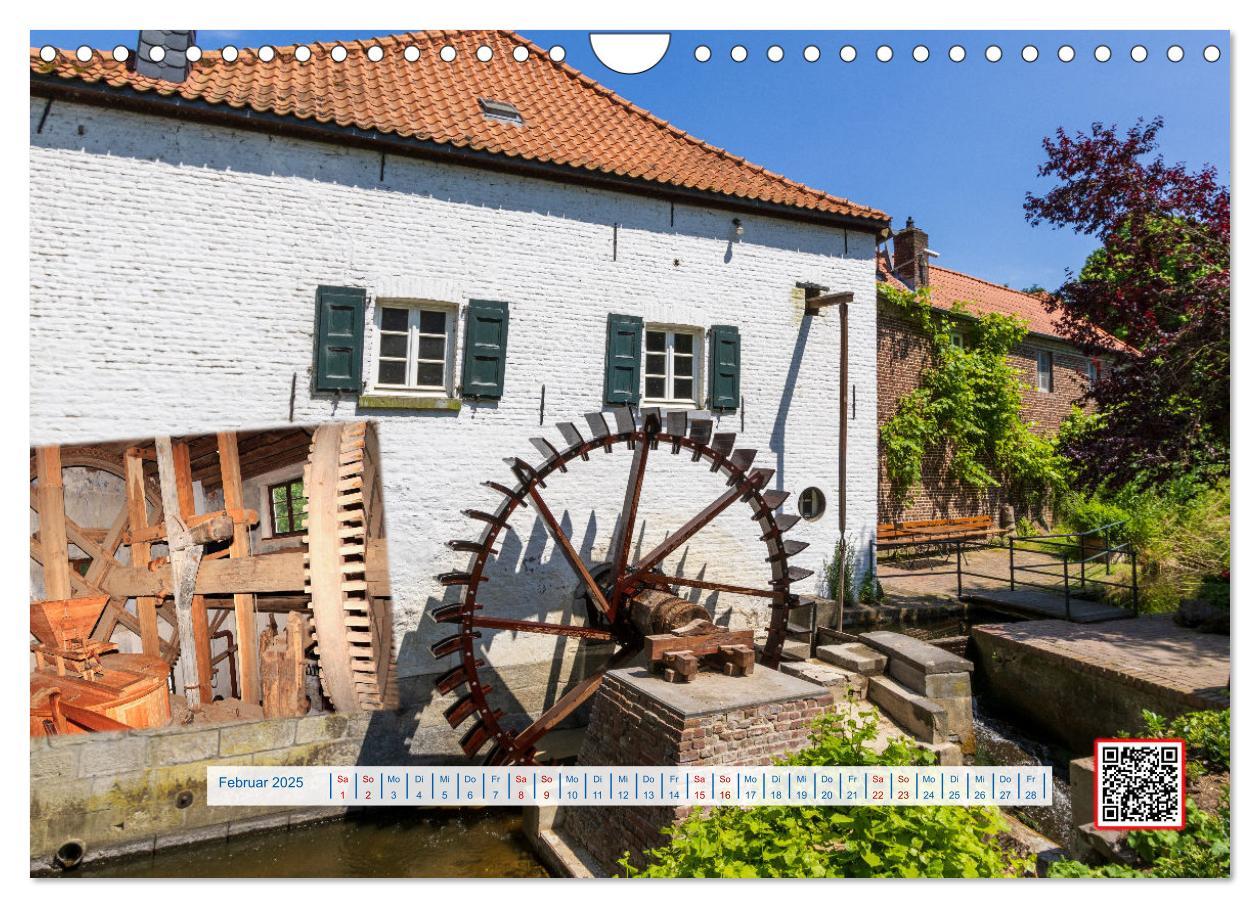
[877,218,1121,524]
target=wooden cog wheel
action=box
[431,405,814,766]
[303,421,393,712]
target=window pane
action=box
[416,362,444,386]
[674,352,693,373]
[294,510,307,531]
[381,307,409,332]
[417,336,445,361]
[646,330,666,352]
[646,376,666,399]
[419,310,446,334]
[378,360,407,385]
[379,333,408,359]
[645,353,667,376]
[271,486,286,505]
[275,512,290,534]
[674,333,694,355]
[673,377,693,400]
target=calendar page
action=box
[24,0,1231,890]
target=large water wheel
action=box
[430,406,814,766]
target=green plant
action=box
[879,283,1068,509]
[621,708,1034,878]
[1048,794,1229,878]
[1126,708,1230,775]
[823,537,856,603]
[857,568,884,604]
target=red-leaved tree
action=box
[1024,117,1229,491]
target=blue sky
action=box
[31,29,1230,291]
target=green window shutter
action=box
[314,286,365,392]
[461,300,510,400]
[708,324,741,412]
[604,314,643,405]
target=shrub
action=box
[1127,708,1230,775]
[621,708,1034,878]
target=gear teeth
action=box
[447,539,491,554]
[485,741,511,766]
[482,480,526,505]
[434,661,482,695]
[773,566,815,587]
[738,467,775,499]
[430,633,475,659]
[556,422,589,459]
[761,490,791,511]
[666,411,688,453]
[767,539,811,562]
[444,689,490,729]
[530,437,567,471]
[760,514,801,538]
[612,404,637,440]
[689,418,714,455]
[712,432,736,458]
[463,508,508,528]
[584,412,613,451]
[459,711,504,757]
[432,603,467,624]
[436,571,476,587]
[504,457,543,488]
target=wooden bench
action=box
[876,515,1007,549]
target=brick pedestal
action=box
[559,666,833,875]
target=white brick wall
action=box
[30,99,879,726]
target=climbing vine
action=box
[879,282,1067,507]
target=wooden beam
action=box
[218,430,260,704]
[172,439,196,519]
[156,436,205,708]
[125,449,160,657]
[106,551,306,598]
[191,595,214,702]
[35,446,72,601]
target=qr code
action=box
[1095,739,1185,830]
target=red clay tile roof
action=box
[878,254,1128,352]
[30,31,887,227]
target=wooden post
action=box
[35,446,72,601]
[124,448,161,657]
[155,436,205,708]
[218,431,260,704]
[260,611,311,718]
[191,595,214,703]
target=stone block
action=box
[1069,757,1096,830]
[925,741,964,766]
[294,712,351,745]
[77,735,148,777]
[31,744,79,781]
[778,661,868,699]
[859,631,973,674]
[866,675,948,744]
[935,696,975,753]
[218,718,297,757]
[887,660,971,698]
[817,642,887,676]
[148,729,221,766]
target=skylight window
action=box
[478,97,524,125]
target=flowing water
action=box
[58,808,549,878]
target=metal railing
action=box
[871,522,1140,619]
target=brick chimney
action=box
[893,217,930,289]
[133,31,197,82]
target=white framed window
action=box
[1087,360,1099,387]
[950,330,966,350]
[644,326,702,405]
[1036,349,1054,393]
[370,301,456,395]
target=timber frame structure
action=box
[30,421,394,722]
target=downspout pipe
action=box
[838,297,849,632]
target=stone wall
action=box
[877,299,1099,523]
[29,710,428,871]
[560,667,833,874]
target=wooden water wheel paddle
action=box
[431,405,813,766]
[304,421,393,712]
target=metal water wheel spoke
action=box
[468,616,615,640]
[518,475,615,623]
